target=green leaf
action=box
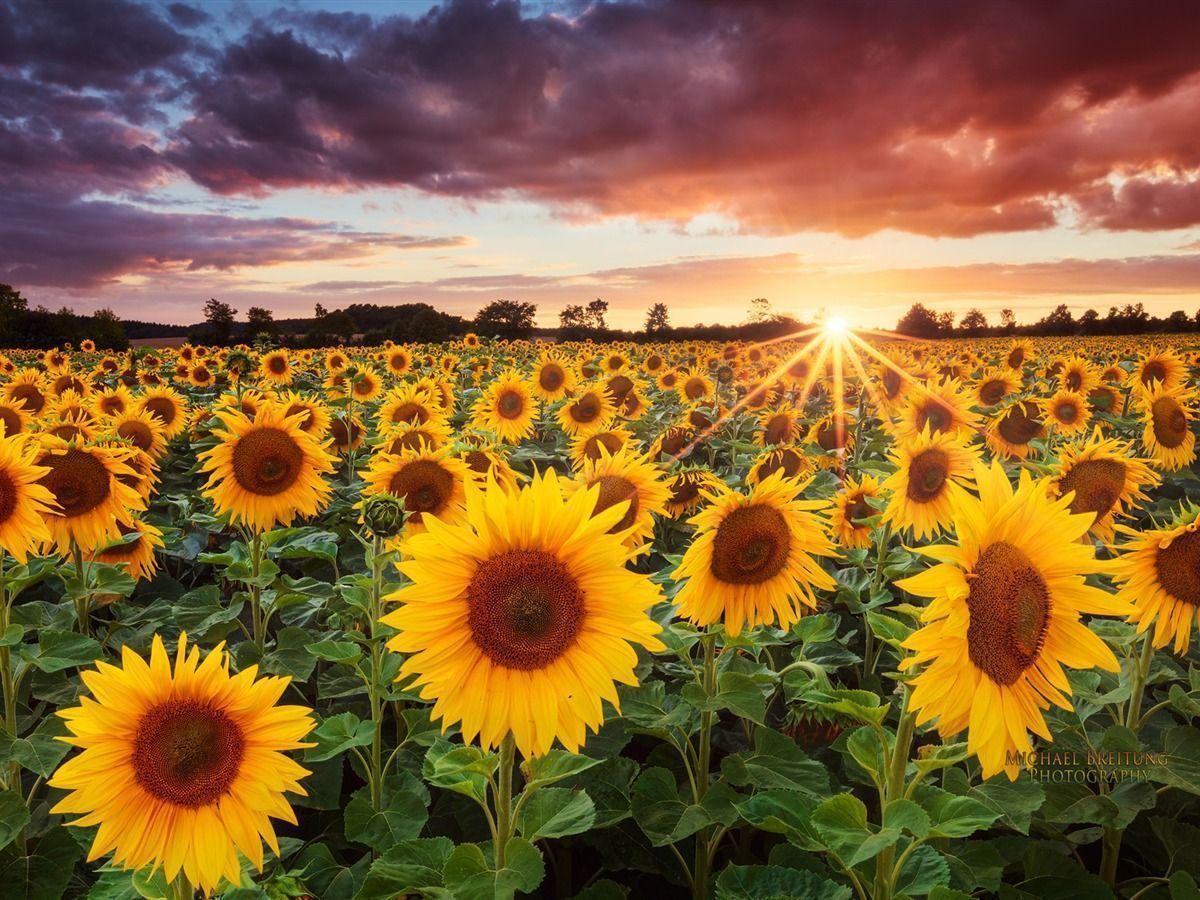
[714,864,852,899]
[0,718,71,778]
[422,739,497,806]
[344,786,428,852]
[0,826,82,900]
[306,640,362,665]
[721,727,829,797]
[811,793,899,866]
[914,786,1001,838]
[355,837,454,899]
[1169,871,1200,900]
[171,585,243,637]
[0,791,30,851]
[515,787,596,841]
[735,790,822,851]
[520,750,602,791]
[682,672,767,725]
[305,712,374,763]
[884,799,931,838]
[261,626,317,681]
[442,838,545,900]
[631,767,739,846]
[959,774,1045,835]
[866,610,913,648]
[30,629,101,673]
[896,845,951,896]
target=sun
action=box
[824,315,849,335]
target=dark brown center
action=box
[1151,397,1188,449]
[997,403,1042,445]
[915,400,951,435]
[389,459,453,516]
[497,390,525,419]
[1141,360,1167,386]
[1154,529,1200,607]
[117,420,155,452]
[231,428,304,496]
[905,448,949,503]
[592,475,639,533]
[143,397,178,426]
[0,471,16,524]
[0,406,22,436]
[39,449,110,517]
[979,379,1007,405]
[966,542,1050,685]
[571,394,601,423]
[710,504,791,585]
[467,550,583,669]
[10,384,44,413]
[764,414,791,446]
[1059,458,1125,525]
[133,700,244,808]
[539,364,564,391]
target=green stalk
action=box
[368,534,385,812]
[71,541,90,636]
[693,630,718,900]
[874,685,916,900]
[1101,634,1156,885]
[0,554,20,798]
[249,529,264,652]
[494,733,517,869]
[167,871,194,900]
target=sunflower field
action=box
[0,331,1198,900]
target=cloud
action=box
[0,190,470,287]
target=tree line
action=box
[895,302,1200,338]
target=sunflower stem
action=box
[1101,633,1156,885]
[249,529,264,653]
[368,533,385,813]
[0,554,22,821]
[693,629,718,900]
[494,733,516,870]
[875,684,916,900]
[167,871,195,900]
[71,541,91,637]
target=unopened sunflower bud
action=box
[363,494,407,537]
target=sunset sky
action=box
[4,0,1200,329]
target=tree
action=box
[644,302,670,334]
[1078,308,1101,334]
[91,308,128,351]
[746,297,772,324]
[0,284,29,345]
[960,309,987,335]
[1164,309,1191,332]
[474,299,536,340]
[585,298,609,330]
[937,311,955,334]
[559,305,587,329]
[314,302,328,319]
[204,298,237,345]
[999,308,1016,333]
[246,306,276,338]
[895,303,941,338]
[1037,304,1075,336]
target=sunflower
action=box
[1112,510,1200,654]
[757,408,802,447]
[1057,355,1099,395]
[51,371,91,398]
[641,350,666,375]
[807,413,855,456]
[974,368,1020,407]
[984,399,1046,460]
[379,419,454,453]
[676,370,715,404]
[458,443,520,492]
[259,349,293,385]
[565,448,670,550]
[49,634,314,894]
[329,414,365,454]
[829,474,882,549]
[471,371,535,443]
[137,386,188,439]
[1043,389,1091,436]
[91,386,135,419]
[188,362,217,389]
[93,517,164,581]
[881,429,979,539]
[108,409,168,461]
[664,467,722,518]
[747,445,814,485]
[1137,382,1196,470]
[462,332,480,349]
[277,392,331,439]
[648,424,696,461]
[383,471,662,756]
[894,377,980,441]
[1087,383,1120,414]
[325,349,349,373]
[0,401,31,438]
[3,369,48,415]
[35,438,145,553]
[568,427,632,469]
[1134,347,1186,391]
[360,444,468,534]
[379,384,445,429]
[385,346,412,377]
[200,403,337,531]
[349,367,382,402]
[0,434,55,562]
[556,388,615,438]
[1049,429,1158,542]
[673,470,837,636]
[1004,339,1034,370]
[898,462,1131,780]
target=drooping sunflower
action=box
[984,399,1046,460]
[329,414,365,454]
[200,403,337,531]
[564,448,670,550]
[259,349,294,385]
[664,467,722,518]
[1137,382,1197,470]
[137,386,188,439]
[35,438,144,554]
[881,429,979,539]
[894,377,980,441]
[92,518,164,581]
[0,434,56,561]
[49,634,314,895]
[1112,509,1200,654]
[898,462,1131,780]
[1134,347,1186,391]
[0,400,31,438]
[360,444,469,534]
[673,470,838,636]
[829,474,882,549]
[1049,428,1158,541]
[471,371,536,444]
[383,471,665,757]
[1043,389,1091,436]
[3,369,48,415]
[556,388,615,438]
